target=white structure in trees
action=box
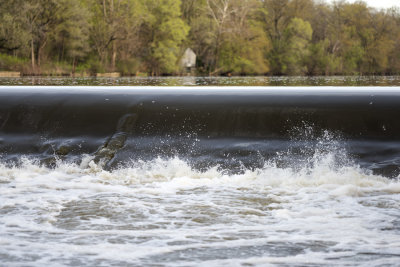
[180,48,196,71]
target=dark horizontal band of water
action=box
[1,86,400,139]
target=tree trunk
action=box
[103,0,107,18]
[214,30,221,73]
[31,37,35,72]
[112,41,117,71]
[72,57,76,74]
[37,39,47,68]
[110,0,115,71]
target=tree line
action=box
[0,0,399,76]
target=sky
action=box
[326,0,400,9]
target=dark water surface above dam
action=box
[0,83,399,266]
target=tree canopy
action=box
[0,0,399,75]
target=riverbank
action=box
[1,76,400,87]
[2,54,400,78]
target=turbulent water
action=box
[1,85,400,266]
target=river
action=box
[0,77,399,266]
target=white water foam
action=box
[0,154,399,266]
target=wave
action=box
[1,146,399,193]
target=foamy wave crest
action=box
[1,151,398,196]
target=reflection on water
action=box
[1,76,400,86]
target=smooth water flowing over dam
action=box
[0,86,399,266]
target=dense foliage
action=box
[0,0,399,75]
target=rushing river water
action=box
[0,79,399,266]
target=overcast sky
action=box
[326,0,400,9]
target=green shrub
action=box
[0,53,28,71]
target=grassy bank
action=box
[1,53,399,77]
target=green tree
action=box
[144,0,189,75]
[0,0,29,55]
[283,17,313,75]
[49,0,90,72]
[24,0,61,70]
[87,0,147,72]
[21,0,89,72]
[387,8,400,74]
[182,0,215,73]
[1,0,400,76]
[217,0,269,74]
[263,0,291,74]
[197,0,269,75]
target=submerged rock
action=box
[56,145,72,156]
[93,113,137,169]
